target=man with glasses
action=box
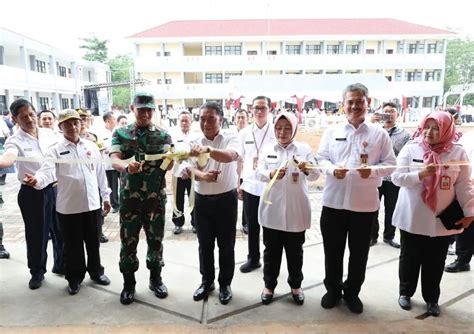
[238,96,276,273]
[110,92,173,305]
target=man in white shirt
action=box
[316,83,396,314]
[24,109,112,295]
[185,101,240,305]
[0,99,64,290]
[171,111,197,234]
[102,111,119,214]
[238,96,276,273]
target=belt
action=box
[196,189,236,201]
[21,181,57,189]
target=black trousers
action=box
[106,169,120,209]
[172,177,194,227]
[263,226,305,290]
[18,184,63,278]
[194,190,237,287]
[455,222,474,263]
[57,209,104,284]
[243,191,260,263]
[240,179,247,228]
[399,230,450,303]
[371,181,399,241]
[320,206,375,298]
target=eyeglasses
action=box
[252,106,268,112]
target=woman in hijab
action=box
[255,112,319,306]
[391,111,474,316]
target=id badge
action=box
[253,155,259,170]
[440,175,451,190]
[291,172,299,184]
[360,153,368,166]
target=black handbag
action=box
[436,199,464,230]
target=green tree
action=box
[444,38,474,91]
[79,36,109,63]
[108,54,133,109]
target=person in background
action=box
[391,111,473,316]
[37,110,56,130]
[256,112,319,306]
[316,83,396,314]
[234,109,249,234]
[102,111,120,214]
[369,102,411,248]
[117,115,128,128]
[24,109,112,295]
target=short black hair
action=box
[342,83,369,100]
[235,109,248,117]
[10,99,35,117]
[382,102,397,109]
[252,96,272,109]
[117,115,127,123]
[37,109,56,119]
[200,101,223,118]
[178,110,192,119]
[102,111,115,122]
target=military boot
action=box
[149,268,168,299]
[120,273,136,305]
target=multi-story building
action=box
[129,18,455,111]
[0,28,111,115]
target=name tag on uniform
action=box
[59,151,70,155]
[177,140,184,143]
[335,138,347,141]
[24,148,33,151]
[440,175,451,190]
[412,159,424,163]
[245,141,255,144]
[267,155,277,159]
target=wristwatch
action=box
[124,164,129,173]
[206,146,213,154]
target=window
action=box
[88,71,92,82]
[406,71,415,81]
[0,95,7,115]
[39,97,49,110]
[58,65,67,77]
[157,78,162,84]
[408,43,417,54]
[165,79,172,84]
[395,70,402,81]
[205,46,222,56]
[346,45,359,54]
[224,72,242,82]
[386,49,394,54]
[224,45,241,55]
[305,44,321,54]
[156,51,161,57]
[423,97,433,108]
[397,41,404,53]
[36,60,46,73]
[164,51,171,57]
[247,50,257,55]
[70,98,74,109]
[285,44,301,55]
[61,98,69,109]
[205,73,223,83]
[326,45,340,54]
[427,43,437,54]
[425,71,435,81]
[365,49,375,54]
[267,50,277,55]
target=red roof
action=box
[129,19,455,39]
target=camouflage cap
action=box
[76,108,91,117]
[58,109,81,124]
[132,92,156,109]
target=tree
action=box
[108,54,134,109]
[444,38,474,92]
[79,36,109,63]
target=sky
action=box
[1,0,473,57]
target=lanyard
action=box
[251,123,270,157]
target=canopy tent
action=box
[229,74,401,107]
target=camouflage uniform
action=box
[110,123,172,275]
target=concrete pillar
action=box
[52,92,60,110]
[49,55,56,75]
[34,92,40,110]
[321,41,326,55]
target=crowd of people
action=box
[0,83,473,318]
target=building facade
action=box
[0,28,111,115]
[128,19,455,111]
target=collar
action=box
[18,126,39,140]
[344,122,368,132]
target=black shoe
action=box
[398,296,412,310]
[149,279,168,299]
[0,245,10,259]
[321,291,341,309]
[173,226,183,235]
[261,289,274,305]
[68,282,81,295]
[219,285,232,305]
[112,207,119,214]
[242,225,248,235]
[99,234,109,243]
[343,294,364,314]
[383,238,400,248]
[29,275,44,290]
[91,274,111,286]
[239,260,261,273]
[120,287,135,305]
[426,302,440,317]
[292,289,305,305]
[193,283,215,301]
[192,226,197,234]
[369,239,378,247]
[445,260,470,273]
